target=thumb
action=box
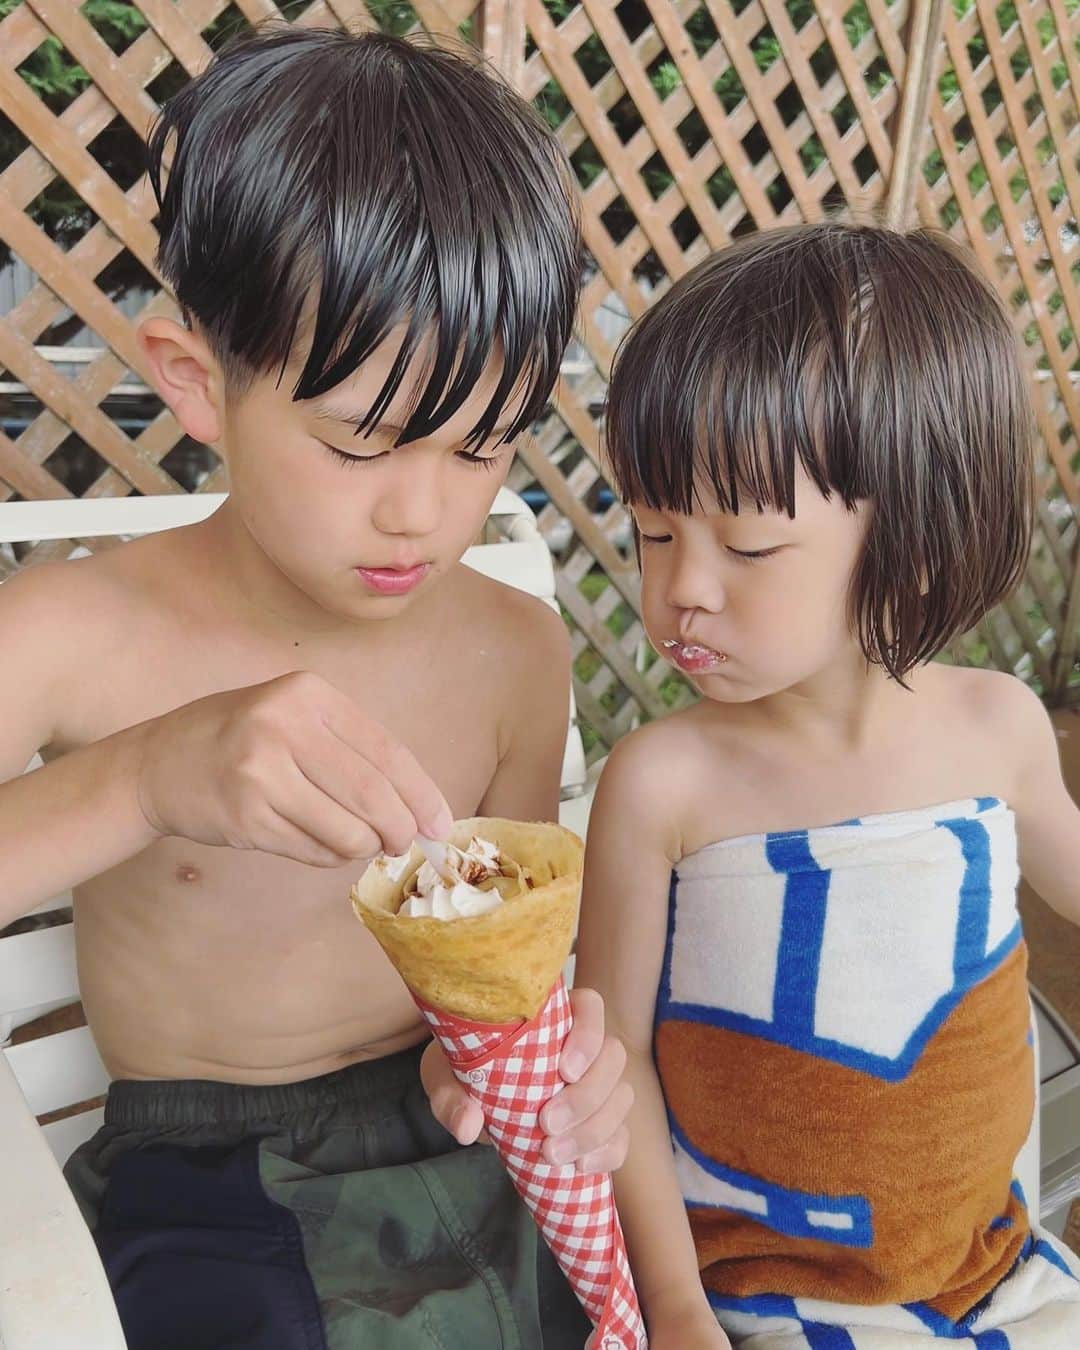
[419,1040,485,1144]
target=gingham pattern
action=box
[418,976,647,1349]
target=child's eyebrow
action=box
[309,398,515,441]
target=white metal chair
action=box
[0,488,590,1350]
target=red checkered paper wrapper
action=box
[350,818,647,1350]
[417,975,646,1350]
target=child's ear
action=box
[138,316,224,446]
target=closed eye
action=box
[638,532,673,544]
[727,547,781,562]
[455,450,503,470]
[322,442,385,468]
[320,441,503,471]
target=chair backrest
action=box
[0,490,586,1162]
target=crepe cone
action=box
[351,818,647,1350]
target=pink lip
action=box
[664,640,728,673]
[355,563,431,596]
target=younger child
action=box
[577,222,1080,1347]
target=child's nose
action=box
[665,551,726,615]
[371,461,443,538]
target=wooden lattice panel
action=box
[918,0,1080,702]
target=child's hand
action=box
[422,987,633,1173]
[134,671,452,865]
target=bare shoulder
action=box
[594,704,710,857]
[932,663,1046,732]
[928,663,1054,783]
[0,533,185,743]
[454,564,570,681]
[1,530,178,638]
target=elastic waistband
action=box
[104,1040,427,1129]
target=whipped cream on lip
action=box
[661,637,728,673]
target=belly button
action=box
[175,863,201,884]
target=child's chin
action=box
[700,681,761,704]
[693,668,765,704]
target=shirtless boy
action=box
[0,27,630,1350]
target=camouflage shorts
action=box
[65,1042,591,1350]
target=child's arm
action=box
[1009,683,1080,924]
[0,569,452,928]
[574,737,730,1348]
[424,599,634,1172]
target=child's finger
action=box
[560,985,606,1082]
[573,1122,631,1176]
[292,736,420,856]
[419,1039,485,1144]
[270,770,389,859]
[541,1080,634,1169]
[542,1031,627,1136]
[320,690,453,839]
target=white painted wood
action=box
[4,1028,110,1120]
[0,1057,126,1350]
[0,487,527,544]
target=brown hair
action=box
[605,221,1035,681]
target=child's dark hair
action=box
[147,26,580,448]
[605,222,1035,680]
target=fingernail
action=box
[561,1051,586,1082]
[545,1104,572,1134]
[549,1135,577,1164]
[426,805,454,840]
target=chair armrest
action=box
[0,1054,126,1349]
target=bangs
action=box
[290,50,578,448]
[605,228,866,517]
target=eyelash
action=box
[321,444,502,471]
[638,533,778,563]
[728,547,779,563]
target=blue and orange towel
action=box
[655,797,1080,1346]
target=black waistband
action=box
[104,1039,427,1128]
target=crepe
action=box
[349,817,583,1023]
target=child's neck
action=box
[743,652,910,755]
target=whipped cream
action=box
[397,836,506,920]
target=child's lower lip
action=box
[667,642,728,672]
[355,564,430,595]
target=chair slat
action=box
[3,1026,109,1118]
[0,924,78,1023]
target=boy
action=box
[0,27,630,1350]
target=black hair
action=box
[147,25,581,447]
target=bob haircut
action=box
[605,221,1035,681]
[147,25,581,449]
